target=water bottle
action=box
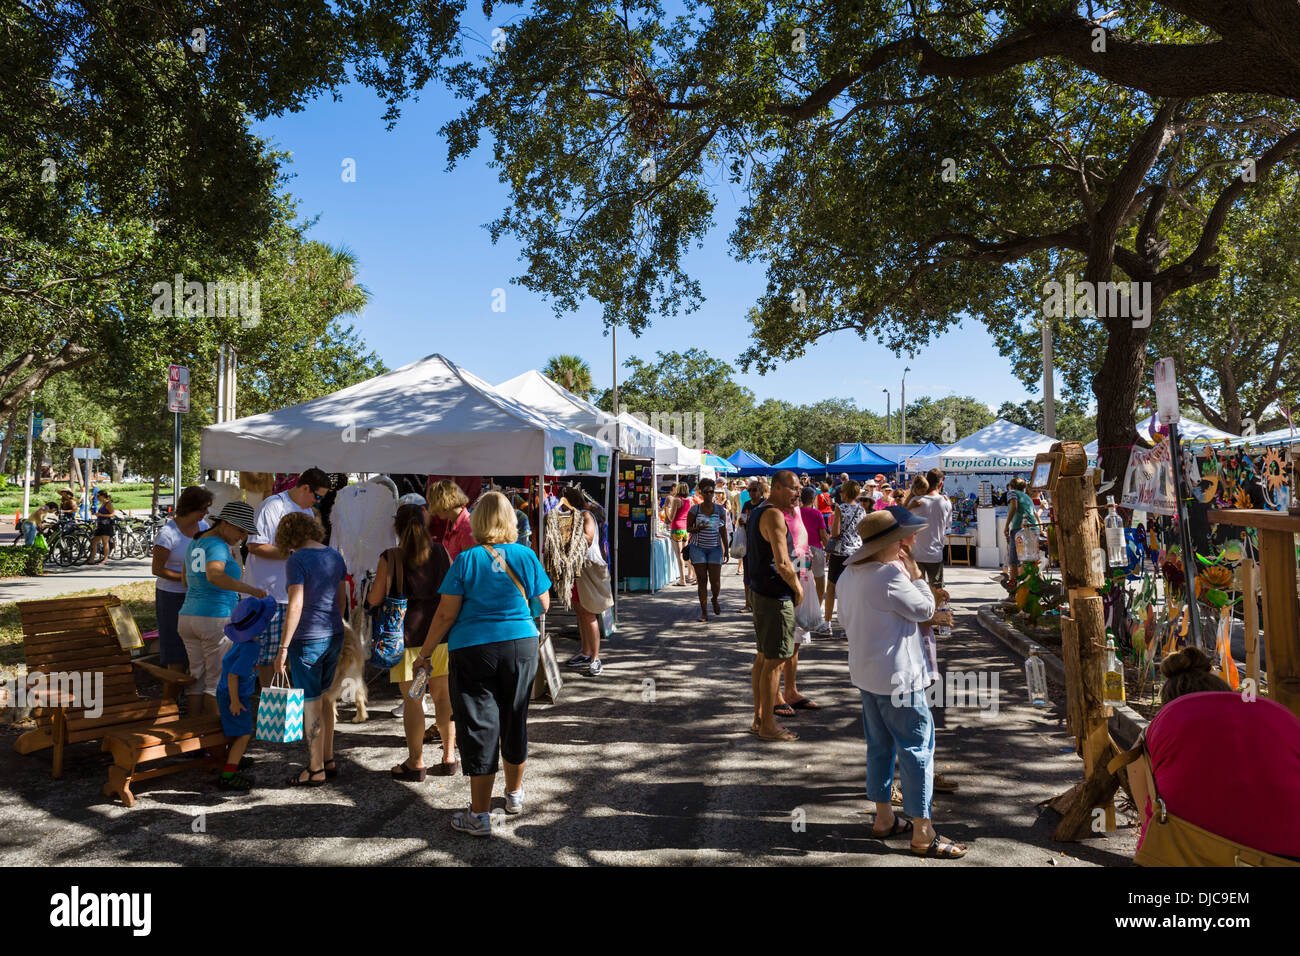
[408,659,430,699]
[1104,497,1126,567]
[934,602,952,638]
[1103,637,1126,704]
[1024,650,1048,707]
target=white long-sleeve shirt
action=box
[837,561,936,695]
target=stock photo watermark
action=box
[1041,273,1151,328]
[892,670,1000,716]
[1,671,103,718]
[151,275,261,327]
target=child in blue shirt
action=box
[217,596,278,792]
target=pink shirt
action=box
[799,507,826,551]
[442,509,476,562]
[783,508,809,558]
[1141,691,1300,858]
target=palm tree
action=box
[544,354,594,399]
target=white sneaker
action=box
[812,621,832,636]
[505,789,525,814]
[451,808,493,836]
[422,695,436,716]
[390,701,405,718]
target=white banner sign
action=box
[1119,439,1176,516]
[939,453,1100,474]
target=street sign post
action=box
[168,365,189,507]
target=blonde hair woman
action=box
[412,492,552,835]
[427,479,475,561]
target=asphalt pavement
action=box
[0,565,1139,865]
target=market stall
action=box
[751,448,826,477]
[725,448,772,474]
[825,442,896,478]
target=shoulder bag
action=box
[485,543,544,619]
[1109,737,1299,867]
[369,548,408,669]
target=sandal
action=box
[217,770,254,792]
[429,759,459,776]
[424,725,442,744]
[391,761,427,782]
[773,703,796,717]
[871,815,913,839]
[911,835,968,859]
[287,767,327,787]
[712,598,721,615]
[758,728,799,742]
[790,697,821,710]
[323,758,338,779]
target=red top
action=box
[441,509,477,562]
[1141,691,1300,858]
[816,492,833,516]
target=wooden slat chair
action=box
[15,595,225,805]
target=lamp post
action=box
[901,366,911,444]
[1042,317,1056,438]
[882,387,890,439]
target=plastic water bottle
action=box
[1104,497,1126,567]
[1024,651,1048,707]
[408,660,430,699]
[934,602,952,638]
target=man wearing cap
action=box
[746,469,803,742]
[837,508,966,859]
[245,467,332,687]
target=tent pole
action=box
[537,472,546,642]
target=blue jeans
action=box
[860,689,935,820]
[288,633,343,701]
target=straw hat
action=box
[846,508,929,565]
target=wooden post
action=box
[1050,470,1116,839]
[1242,558,1260,688]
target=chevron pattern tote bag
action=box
[256,672,304,743]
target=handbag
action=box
[484,543,544,619]
[1109,739,1299,867]
[255,672,304,743]
[576,556,614,614]
[369,548,408,669]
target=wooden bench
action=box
[14,595,223,796]
[102,717,229,808]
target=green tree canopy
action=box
[543,354,596,399]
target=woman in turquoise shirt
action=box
[412,491,552,837]
[178,502,267,716]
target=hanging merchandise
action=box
[544,501,588,609]
[1103,636,1126,704]
[1104,497,1126,566]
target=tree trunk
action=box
[68,452,81,493]
[151,475,161,514]
[1091,322,1150,484]
[0,409,17,481]
[109,454,126,484]
[33,442,42,494]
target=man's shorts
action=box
[258,603,286,665]
[751,591,795,660]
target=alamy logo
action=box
[1,671,103,719]
[151,274,261,327]
[49,886,151,936]
[1041,273,1151,328]
[599,406,705,448]
[891,670,1000,716]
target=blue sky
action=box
[254,63,1043,417]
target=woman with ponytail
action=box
[368,504,455,781]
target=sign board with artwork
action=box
[1119,439,1177,517]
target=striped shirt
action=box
[687,504,724,548]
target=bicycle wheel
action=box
[54,535,77,567]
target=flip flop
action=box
[774,703,796,717]
[758,728,799,742]
[790,698,821,710]
[390,761,427,782]
[911,835,968,859]
[871,815,913,839]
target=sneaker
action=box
[812,621,832,636]
[934,773,960,793]
[564,653,592,669]
[390,701,405,718]
[585,658,603,677]
[450,807,493,836]
[505,789,525,814]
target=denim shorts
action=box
[288,633,343,701]
[688,544,724,566]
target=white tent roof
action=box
[914,418,1098,473]
[201,354,614,477]
[495,370,703,472]
[1084,418,1240,454]
[1224,425,1299,448]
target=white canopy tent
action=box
[201,354,614,476]
[913,419,1097,474]
[495,369,704,474]
[1223,425,1299,448]
[1084,418,1239,455]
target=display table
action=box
[945,534,975,566]
[623,536,673,592]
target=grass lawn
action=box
[0,482,164,516]
[0,580,156,673]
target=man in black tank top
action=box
[748,470,803,742]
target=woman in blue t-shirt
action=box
[273,512,348,787]
[412,491,552,836]
[178,501,266,716]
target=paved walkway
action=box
[0,564,1138,865]
[0,557,155,604]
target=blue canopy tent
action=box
[755,448,827,476]
[726,448,773,474]
[702,452,738,473]
[826,442,897,478]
